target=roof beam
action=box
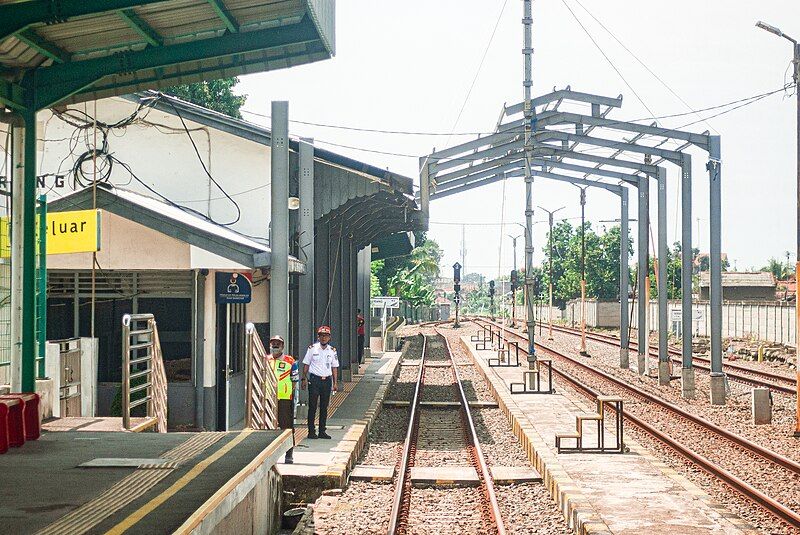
[536,131,684,164]
[117,9,163,47]
[0,0,173,42]
[504,90,623,116]
[207,0,240,33]
[0,79,27,111]
[27,15,320,109]
[14,28,70,63]
[539,111,710,149]
[531,147,658,174]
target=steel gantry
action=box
[421,88,726,404]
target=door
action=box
[216,304,229,431]
[215,303,247,431]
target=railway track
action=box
[472,318,800,531]
[528,319,796,394]
[387,331,506,535]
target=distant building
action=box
[699,272,776,301]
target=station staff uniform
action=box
[269,335,298,463]
[303,335,339,437]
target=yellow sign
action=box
[0,209,101,256]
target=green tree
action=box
[370,260,384,297]
[762,257,793,280]
[541,222,633,308]
[164,77,247,118]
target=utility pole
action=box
[755,20,800,435]
[509,234,522,327]
[578,186,589,356]
[537,205,565,340]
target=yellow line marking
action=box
[105,430,253,535]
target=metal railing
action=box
[122,313,168,432]
[245,323,278,430]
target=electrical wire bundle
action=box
[51,93,244,229]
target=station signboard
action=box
[215,272,253,304]
[0,209,101,257]
[371,296,400,309]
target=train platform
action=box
[460,334,757,535]
[0,427,291,534]
[277,349,404,502]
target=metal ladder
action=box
[122,313,168,432]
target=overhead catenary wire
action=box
[443,0,510,149]
[559,0,660,123]
[571,0,719,135]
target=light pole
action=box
[756,20,800,436]
[509,234,523,327]
[537,206,565,340]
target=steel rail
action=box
[437,328,507,535]
[387,334,426,535]
[538,321,796,393]
[472,318,800,529]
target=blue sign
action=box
[215,272,252,304]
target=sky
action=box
[236,0,800,279]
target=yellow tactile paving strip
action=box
[34,432,227,535]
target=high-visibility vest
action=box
[271,355,295,400]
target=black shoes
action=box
[307,432,318,439]
[319,432,332,439]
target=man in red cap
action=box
[301,325,339,439]
[269,335,297,463]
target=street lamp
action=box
[537,205,565,341]
[508,234,523,327]
[756,20,800,436]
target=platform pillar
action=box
[297,139,314,418]
[680,154,695,397]
[269,102,290,344]
[709,373,726,405]
[681,368,696,399]
[619,188,630,369]
[657,360,670,385]
[708,136,725,405]
[637,179,649,376]
[656,168,668,367]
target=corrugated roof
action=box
[699,271,776,288]
[48,183,305,272]
[0,0,334,110]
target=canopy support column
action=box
[657,167,670,385]
[637,178,649,375]
[619,187,630,368]
[708,136,725,405]
[270,101,289,342]
[680,154,695,398]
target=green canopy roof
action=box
[0,0,335,111]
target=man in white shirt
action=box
[301,325,339,439]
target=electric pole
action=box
[509,234,522,327]
[755,20,800,435]
[537,205,565,340]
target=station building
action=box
[5,92,423,431]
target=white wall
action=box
[27,97,272,241]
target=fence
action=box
[628,300,796,346]
[244,323,278,430]
[512,299,796,346]
[0,194,47,384]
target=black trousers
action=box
[308,374,332,434]
[278,398,295,460]
[358,334,365,364]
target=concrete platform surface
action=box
[278,350,403,501]
[0,428,289,534]
[461,335,756,535]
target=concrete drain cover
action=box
[79,458,175,469]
